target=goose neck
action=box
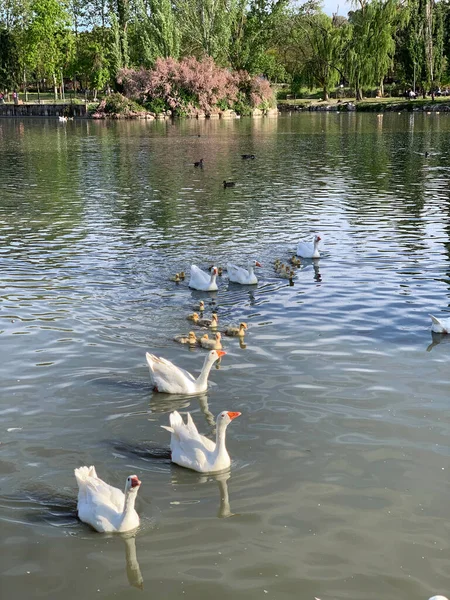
[195,355,215,389]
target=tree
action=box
[128,0,181,66]
[0,25,20,90]
[346,0,401,100]
[296,11,346,101]
[228,0,289,74]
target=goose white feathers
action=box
[227,260,262,285]
[75,466,141,533]
[430,314,450,334]
[162,410,241,472]
[297,235,321,258]
[146,349,226,394]
[189,265,218,291]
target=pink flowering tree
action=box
[118,56,275,116]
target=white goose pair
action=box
[189,260,262,289]
[146,349,241,468]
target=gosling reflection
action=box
[121,533,144,590]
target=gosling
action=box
[197,313,219,328]
[174,331,198,345]
[224,322,247,337]
[200,332,222,350]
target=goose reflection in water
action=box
[426,331,450,352]
[313,259,322,282]
[121,532,144,589]
[170,469,234,518]
[0,486,144,589]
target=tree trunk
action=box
[323,87,329,101]
[53,73,58,101]
[23,70,28,102]
[356,88,363,101]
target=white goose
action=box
[75,466,141,533]
[189,265,218,291]
[146,349,225,394]
[162,410,241,472]
[297,234,321,258]
[430,314,450,334]
[227,260,262,285]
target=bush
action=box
[118,56,276,117]
[91,93,145,118]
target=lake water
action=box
[1,113,449,600]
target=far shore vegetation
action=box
[1,0,450,116]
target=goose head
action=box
[125,475,141,494]
[249,260,262,270]
[210,266,218,279]
[314,235,321,245]
[216,410,241,432]
[205,349,226,367]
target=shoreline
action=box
[278,99,450,113]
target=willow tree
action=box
[296,11,347,101]
[129,0,181,66]
[347,0,400,100]
[175,0,239,64]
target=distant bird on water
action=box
[242,154,256,159]
[194,158,204,167]
[223,181,235,188]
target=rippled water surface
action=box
[1,114,450,600]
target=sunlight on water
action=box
[1,114,450,600]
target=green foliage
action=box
[92,91,145,115]
[144,96,167,113]
[0,25,20,89]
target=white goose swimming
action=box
[75,466,141,533]
[189,265,218,291]
[146,349,225,394]
[430,314,450,334]
[162,410,241,472]
[227,260,262,285]
[297,234,321,258]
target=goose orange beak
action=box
[217,350,226,358]
[130,476,141,488]
[227,411,241,420]
[255,261,262,267]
